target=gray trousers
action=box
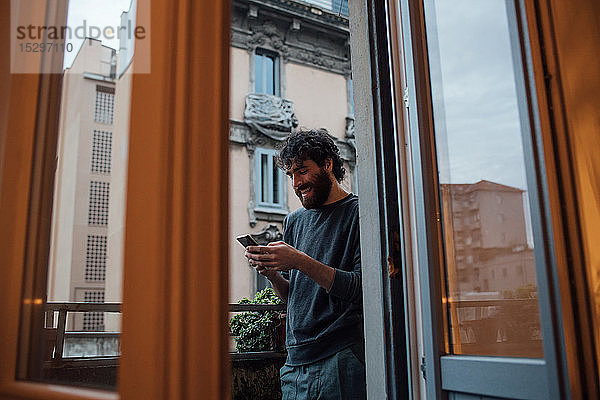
[280,345,366,400]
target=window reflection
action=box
[426,0,543,357]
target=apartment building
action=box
[46,39,117,332]
[442,180,536,296]
[47,2,136,332]
[228,0,355,301]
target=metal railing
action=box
[45,302,121,365]
[446,297,542,357]
[44,302,287,364]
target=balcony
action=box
[42,303,120,388]
[43,302,286,398]
[243,93,298,140]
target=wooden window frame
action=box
[0,0,231,399]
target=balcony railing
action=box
[42,302,286,390]
[448,297,542,357]
[243,93,298,140]
[44,302,286,364]
[44,302,121,364]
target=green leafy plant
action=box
[230,288,284,353]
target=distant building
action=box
[47,39,117,332]
[47,3,135,332]
[441,180,537,298]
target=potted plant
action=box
[230,288,285,352]
[230,288,286,400]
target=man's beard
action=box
[295,169,333,209]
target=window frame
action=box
[0,0,231,399]
[385,0,579,398]
[349,0,597,398]
[255,148,286,209]
[253,48,280,96]
[94,86,115,125]
[348,0,412,398]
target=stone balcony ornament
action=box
[251,224,283,245]
[244,93,299,141]
[345,116,355,139]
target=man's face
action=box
[287,159,333,209]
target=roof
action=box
[441,180,524,194]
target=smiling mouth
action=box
[298,185,313,197]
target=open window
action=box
[349,0,600,398]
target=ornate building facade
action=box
[228,0,355,301]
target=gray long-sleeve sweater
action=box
[282,193,363,366]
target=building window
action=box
[91,130,112,174]
[94,85,115,124]
[256,149,285,208]
[86,235,107,282]
[303,0,349,15]
[304,0,332,9]
[83,290,105,331]
[88,181,110,226]
[332,0,349,15]
[254,49,280,96]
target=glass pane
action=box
[261,154,269,202]
[272,158,279,204]
[255,53,264,93]
[16,0,143,389]
[426,0,543,357]
[264,54,274,95]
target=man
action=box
[245,129,365,399]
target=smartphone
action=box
[236,234,259,248]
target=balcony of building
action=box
[43,301,287,399]
[243,93,299,141]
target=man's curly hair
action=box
[276,129,346,183]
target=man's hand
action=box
[245,241,335,291]
[243,242,293,301]
[245,241,303,272]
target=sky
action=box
[429,0,529,191]
[428,0,534,245]
[63,0,133,69]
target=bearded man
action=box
[245,129,365,400]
